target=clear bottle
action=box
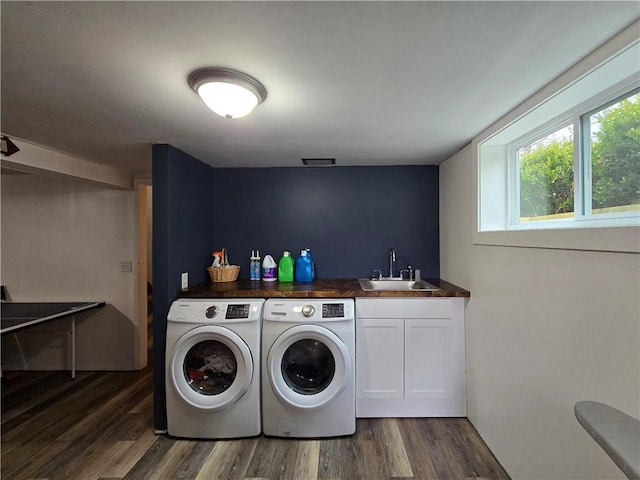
[250,250,261,281]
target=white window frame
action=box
[578,85,640,222]
[473,20,640,253]
[507,81,640,231]
[508,115,575,228]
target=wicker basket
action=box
[207,248,240,283]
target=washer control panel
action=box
[206,304,251,319]
[322,303,345,318]
[225,304,251,319]
[167,299,265,323]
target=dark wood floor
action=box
[1,367,510,479]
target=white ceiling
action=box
[1,1,638,178]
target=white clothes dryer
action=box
[261,298,355,438]
[165,298,264,439]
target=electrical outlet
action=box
[181,272,189,289]
[120,260,133,273]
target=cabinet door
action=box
[356,318,404,399]
[405,318,463,400]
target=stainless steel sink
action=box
[358,278,440,291]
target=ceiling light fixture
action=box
[188,68,267,119]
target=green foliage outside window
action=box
[519,93,640,219]
[591,95,640,210]
[520,140,574,217]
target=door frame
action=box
[137,183,152,368]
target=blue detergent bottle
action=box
[306,248,316,281]
[295,249,313,283]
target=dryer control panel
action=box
[263,299,354,322]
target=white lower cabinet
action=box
[355,297,466,417]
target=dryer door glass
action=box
[267,324,352,410]
[281,339,335,395]
[183,340,237,395]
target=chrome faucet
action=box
[399,265,414,281]
[389,248,396,278]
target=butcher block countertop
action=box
[178,278,470,299]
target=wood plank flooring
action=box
[1,368,510,479]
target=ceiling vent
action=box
[301,158,336,166]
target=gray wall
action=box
[1,173,137,370]
[440,144,639,479]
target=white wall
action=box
[440,144,640,479]
[1,172,138,370]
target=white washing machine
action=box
[261,298,355,438]
[165,298,264,439]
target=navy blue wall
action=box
[212,165,440,279]
[153,155,440,431]
[152,144,214,431]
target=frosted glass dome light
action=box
[188,68,267,119]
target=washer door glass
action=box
[184,340,237,395]
[267,324,351,410]
[170,325,253,411]
[281,339,335,395]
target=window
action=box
[517,123,575,222]
[583,90,640,218]
[474,23,639,252]
[512,89,639,226]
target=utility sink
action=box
[358,278,441,291]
